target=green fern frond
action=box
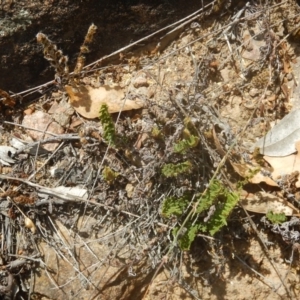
[173,224,199,250]
[266,211,287,224]
[99,104,116,146]
[196,180,225,214]
[161,195,189,218]
[173,134,199,154]
[162,161,192,177]
[204,189,239,235]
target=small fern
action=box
[99,104,116,146]
[161,195,190,218]
[173,134,199,154]
[196,180,225,214]
[102,166,119,184]
[160,180,241,250]
[151,126,163,139]
[266,211,287,224]
[161,161,192,177]
[172,224,199,251]
[203,189,240,235]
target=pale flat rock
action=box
[133,73,149,88]
[22,111,64,151]
[48,99,74,127]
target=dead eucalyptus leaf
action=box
[256,109,300,156]
[263,141,300,187]
[231,162,278,187]
[250,171,278,186]
[65,85,144,118]
[240,190,300,216]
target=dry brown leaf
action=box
[65,85,144,118]
[240,190,300,216]
[231,162,278,187]
[250,171,279,187]
[212,126,226,156]
[0,89,16,108]
[134,132,149,149]
[281,83,290,100]
[264,141,300,187]
[242,29,266,63]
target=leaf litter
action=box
[1,1,300,299]
[66,84,145,118]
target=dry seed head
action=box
[36,32,48,44]
[36,32,69,83]
[80,45,90,54]
[64,65,69,75]
[73,24,97,76]
[84,23,97,44]
[59,55,68,65]
[74,55,85,75]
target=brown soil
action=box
[1,1,300,300]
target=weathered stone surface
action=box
[22,110,64,151]
[0,0,203,93]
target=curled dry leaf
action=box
[263,142,300,187]
[65,85,144,118]
[212,127,226,156]
[240,190,300,216]
[0,146,16,166]
[125,183,134,198]
[24,217,37,234]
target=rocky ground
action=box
[0,0,202,93]
[1,1,300,299]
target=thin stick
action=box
[0,174,170,229]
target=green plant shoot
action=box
[102,166,119,184]
[266,211,287,224]
[162,161,192,177]
[161,195,190,218]
[99,104,116,145]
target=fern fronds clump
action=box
[201,188,240,235]
[160,180,240,250]
[173,134,199,154]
